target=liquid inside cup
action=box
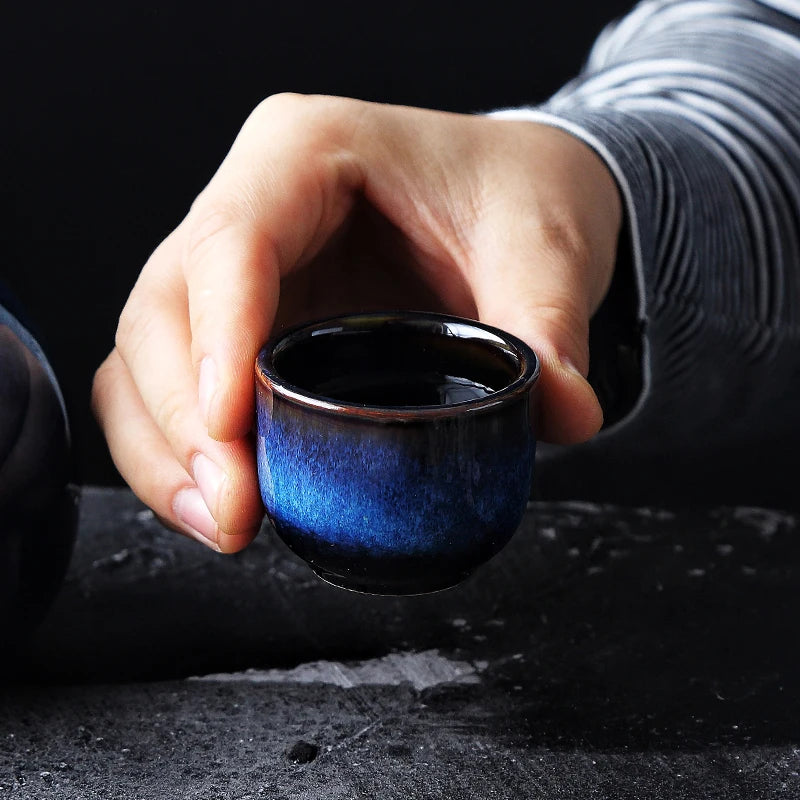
[272,323,522,409]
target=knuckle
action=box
[247,93,320,143]
[152,390,191,455]
[512,291,590,368]
[535,302,589,346]
[114,300,139,356]
[187,300,219,348]
[183,203,240,268]
[115,291,155,361]
[251,92,360,150]
[538,305,591,368]
[537,217,592,274]
[252,91,307,119]
[253,91,337,120]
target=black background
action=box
[3,1,632,485]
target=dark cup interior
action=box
[271,317,524,409]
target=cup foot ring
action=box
[311,567,471,596]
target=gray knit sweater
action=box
[494,0,800,507]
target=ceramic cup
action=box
[255,311,540,595]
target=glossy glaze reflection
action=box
[256,312,539,595]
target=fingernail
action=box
[173,487,220,550]
[198,356,218,429]
[193,452,225,515]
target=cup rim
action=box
[255,311,540,419]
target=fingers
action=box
[341,109,620,445]
[108,232,263,550]
[182,93,364,442]
[185,214,279,442]
[92,349,260,553]
[472,226,605,444]
[99,99,623,557]
[465,124,622,444]
[103,94,368,552]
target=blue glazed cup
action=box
[255,311,540,595]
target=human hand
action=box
[92,94,622,553]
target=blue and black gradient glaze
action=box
[256,312,540,595]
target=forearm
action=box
[496,0,800,504]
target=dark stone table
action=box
[2,487,800,798]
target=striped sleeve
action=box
[493,0,800,506]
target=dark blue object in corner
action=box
[0,288,79,648]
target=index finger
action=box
[182,93,366,442]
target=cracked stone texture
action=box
[2,488,800,798]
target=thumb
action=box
[471,230,606,444]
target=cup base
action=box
[311,566,472,596]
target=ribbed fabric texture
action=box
[493,0,800,506]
